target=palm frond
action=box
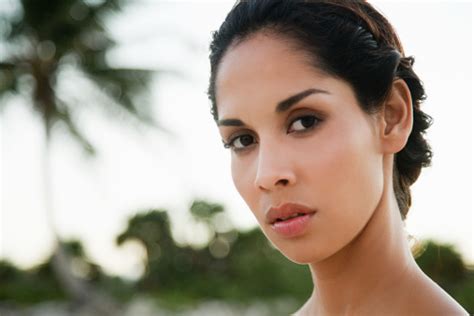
[84,67,154,122]
[1,0,166,151]
[7,0,123,60]
[55,98,96,156]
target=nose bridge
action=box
[254,136,294,190]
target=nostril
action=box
[256,175,293,191]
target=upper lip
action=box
[265,202,317,224]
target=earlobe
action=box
[381,79,413,154]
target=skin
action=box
[215,32,468,316]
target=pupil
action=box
[241,135,253,146]
[301,116,315,128]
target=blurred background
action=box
[0,0,472,315]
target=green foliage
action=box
[2,201,473,313]
[116,209,174,250]
[115,202,312,307]
[114,201,473,311]
[0,0,158,153]
[448,268,474,314]
[0,260,64,305]
[0,239,117,305]
[415,239,467,287]
[222,228,311,300]
[190,200,224,220]
[0,0,167,310]
[116,209,175,287]
[415,239,473,313]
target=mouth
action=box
[270,211,316,238]
[265,202,317,225]
[272,212,315,224]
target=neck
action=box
[306,157,418,315]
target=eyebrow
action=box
[216,88,330,127]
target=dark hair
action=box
[207,0,433,220]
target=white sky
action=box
[1,1,473,279]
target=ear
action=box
[379,79,413,154]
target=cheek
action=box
[329,127,383,219]
[307,125,383,252]
[231,157,259,212]
[276,123,384,263]
[303,116,382,211]
[322,143,382,228]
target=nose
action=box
[254,144,296,191]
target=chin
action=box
[281,251,321,265]
[260,228,325,264]
[270,241,326,265]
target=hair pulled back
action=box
[207,0,433,220]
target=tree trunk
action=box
[41,120,91,302]
[41,120,120,315]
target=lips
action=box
[265,202,317,225]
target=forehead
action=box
[215,32,341,117]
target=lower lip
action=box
[271,212,316,238]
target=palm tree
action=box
[0,0,174,311]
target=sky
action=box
[1,0,473,279]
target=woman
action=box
[207,1,468,315]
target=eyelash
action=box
[222,115,321,153]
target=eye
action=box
[222,134,256,152]
[222,114,321,152]
[288,115,320,133]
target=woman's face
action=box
[215,32,385,264]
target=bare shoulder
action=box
[398,270,469,316]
